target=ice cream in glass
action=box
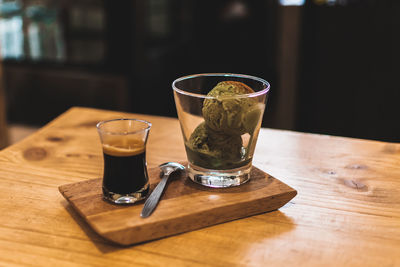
[173,74,270,188]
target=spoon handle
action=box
[141,174,169,218]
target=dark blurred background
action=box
[0,0,399,142]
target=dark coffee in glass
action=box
[97,119,151,204]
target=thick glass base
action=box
[102,183,149,205]
[187,162,252,188]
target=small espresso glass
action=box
[172,73,270,188]
[96,118,151,204]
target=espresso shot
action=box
[96,118,152,205]
[102,139,149,199]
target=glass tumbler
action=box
[172,73,270,188]
[96,118,151,204]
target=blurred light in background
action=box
[279,0,305,6]
[0,0,398,142]
[0,0,65,61]
[0,15,23,59]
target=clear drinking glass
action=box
[96,118,151,204]
[172,73,270,188]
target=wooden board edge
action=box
[99,188,297,245]
[58,183,71,198]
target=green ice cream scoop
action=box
[185,122,245,170]
[202,81,261,135]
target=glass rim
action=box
[96,118,152,135]
[172,73,270,99]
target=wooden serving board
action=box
[59,164,297,246]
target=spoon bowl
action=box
[159,162,186,177]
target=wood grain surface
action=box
[59,164,296,245]
[0,107,399,266]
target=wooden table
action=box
[0,107,399,266]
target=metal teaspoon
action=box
[140,162,185,218]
